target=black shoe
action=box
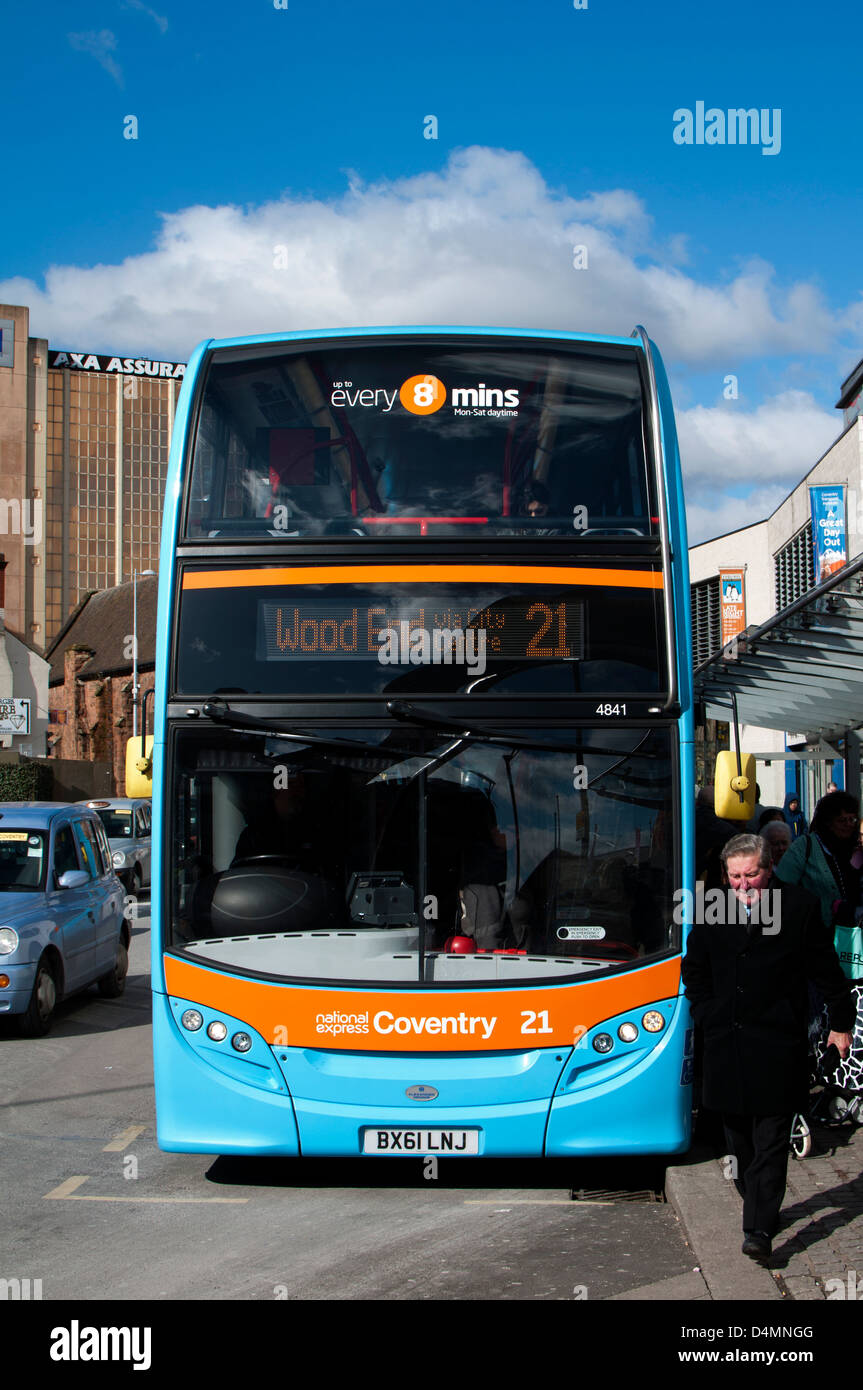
[741,1231,772,1263]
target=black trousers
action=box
[722,1112,794,1238]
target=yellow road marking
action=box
[44,1175,248,1204]
[44,1176,89,1199]
[102,1124,147,1152]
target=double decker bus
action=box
[152,325,693,1158]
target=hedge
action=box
[0,762,55,803]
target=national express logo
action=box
[329,375,520,417]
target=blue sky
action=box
[2,0,861,541]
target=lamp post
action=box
[132,569,156,738]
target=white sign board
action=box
[0,698,31,735]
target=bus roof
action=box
[197,324,645,354]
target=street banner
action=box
[719,568,746,647]
[809,484,846,582]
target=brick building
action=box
[46,575,157,794]
[0,301,182,649]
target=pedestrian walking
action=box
[775,791,861,930]
[777,792,863,1095]
[682,833,854,1263]
[783,793,807,840]
[761,820,791,867]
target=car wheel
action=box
[130,866,143,899]
[97,938,129,998]
[18,957,58,1037]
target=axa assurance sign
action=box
[49,351,186,379]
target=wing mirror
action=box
[58,870,90,890]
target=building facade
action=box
[0,301,184,649]
[690,358,863,812]
[46,576,157,794]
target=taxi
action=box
[79,797,152,895]
[0,803,128,1036]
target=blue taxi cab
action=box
[78,797,152,895]
[0,803,128,1036]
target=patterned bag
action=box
[812,983,863,1093]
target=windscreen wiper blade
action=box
[386,700,646,758]
[200,699,415,758]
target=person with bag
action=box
[775,790,863,1092]
[775,791,862,932]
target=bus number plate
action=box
[363,1128,479,1155]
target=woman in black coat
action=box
[682,833,854,1261]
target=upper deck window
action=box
[184,340,654,542]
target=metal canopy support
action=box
[847,731,862,804]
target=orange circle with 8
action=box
[399,374,447,415]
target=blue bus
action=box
[150,325,694,1158]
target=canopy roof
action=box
[693,555,863,741]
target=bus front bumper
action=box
[154,990,692,1157]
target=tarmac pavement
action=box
[665,1113,863,1301]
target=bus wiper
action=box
[386,700,643,757]
[200,699,415,758]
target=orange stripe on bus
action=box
[182,566,664,591]
[163,954,681,1053]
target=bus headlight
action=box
[593,1033,613,1053]
[181,1009,203,1031]
[207,1020,228,1041]
[0,928,19,955]
[642,1011,665,1032]
[231,1032,253,1053]
[618,1022,639,1042]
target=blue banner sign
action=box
[809,485,846,583]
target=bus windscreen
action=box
[169,726,676,987]
[184,340,655,541]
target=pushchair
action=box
[790,982,863,1158]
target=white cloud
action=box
[677,390,842,542]
[3,147,851,368]
[2,146,855,547]
[124,0,169,33]
[68,30,123,87]
[684,485,793,547]
[678,389,839,484]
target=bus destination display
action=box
[256,597,586,669]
